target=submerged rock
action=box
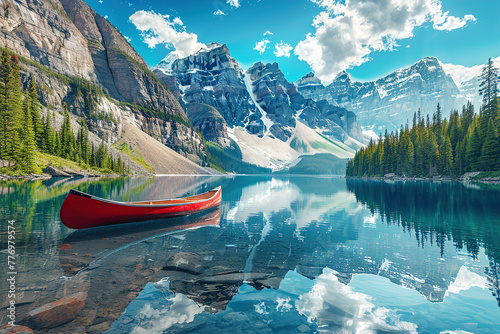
[0,325,33,334]
[24,292,87,329]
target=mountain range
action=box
[153,42,367,172]
[296,56,494,134]
[0,0,494,174]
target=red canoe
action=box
[60,186,222,229]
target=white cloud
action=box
[172,17,183,25]
[124,36,132,42]
[274,42,293,58]
[406,44,410,48]
[214,9,227,16]
[98,0,103,3]
[254,39,270,54]
[296,0,477,84]
[227,0,240,8]
[263,30,274,36]
[129,10,205,58]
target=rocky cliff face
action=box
[154,43,266,146]
[297,57,468,133]
[247,62,364,142]
[0,0,95,79]
[1,0,206,166]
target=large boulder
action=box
[24,292,87,330]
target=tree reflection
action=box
[346,178,500,307]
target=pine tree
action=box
[439,136,453,175]
[479,58,499,110]
[77,118,90,165]
[42,112,55,154]
[426,132,440,176]
[28,79,43,149]
[60,109,75,159]
[465,123,482,171]
[479,119,500,170]
[1,53,23,166]
[21,93,37,172]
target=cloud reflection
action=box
[296,268,418,333]
[121,279,205,334]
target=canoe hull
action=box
[60,187,222,229]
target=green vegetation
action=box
[206,140,271,174]
[114,142,154,173]
[347,59,500,178]
[0,48,126,175]
[284,154,348,175]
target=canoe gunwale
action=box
[68,186,221,208]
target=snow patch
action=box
[243,74,274,136]
[377,86,388,99]
[362,129,379,141]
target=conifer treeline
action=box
[346,100,500,177]
[0,48,126,174]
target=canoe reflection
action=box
[58,208,221,276]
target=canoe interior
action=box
[128,189,219,206]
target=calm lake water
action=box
[1,175,500,333]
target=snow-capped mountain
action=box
[153,42,265,147]
[297,57,470,133]
[247,62,364,143]
[154,44,367,170]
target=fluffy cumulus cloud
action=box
[274,42,293,58]
[129,10,205,58]
[263,30,274,36]
[254,39,270,54]
[227,0,240,8]
[296,0,476,84]
[213,9,227,16]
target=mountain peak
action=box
[153,52,179,73]
[334,70,351,81]
[194,42,226,55]
[295,72,323,87]
[301,72,317,80]
[414,56,442,69]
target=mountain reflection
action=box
[346,178,500,307]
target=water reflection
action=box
[346,178,500,307]
[1,176,500,333]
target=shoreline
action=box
[345,174,500,184]
[3,169,500,184]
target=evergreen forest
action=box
[0,48,126,175]
[346,58,500,178]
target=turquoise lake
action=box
[1,176,500,333]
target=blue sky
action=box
[85,0,499,84]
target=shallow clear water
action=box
[1,176,500,333]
